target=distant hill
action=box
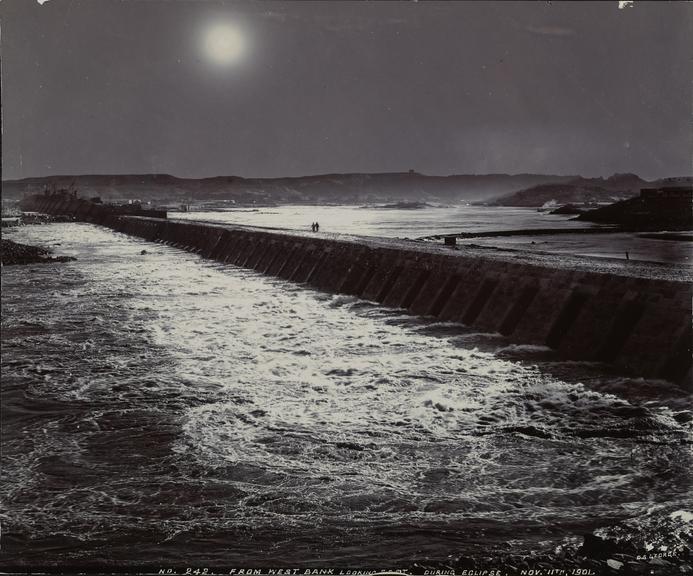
[485,173,654,207]
[2,171,576,206]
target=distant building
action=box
[640,186,692,200]
[660,176,693,185]
[577,184,692,230]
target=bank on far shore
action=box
[0,238,75,266]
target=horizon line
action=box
[4,169,682,184]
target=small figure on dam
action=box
[315,221,320,232]
[311,222,316,232]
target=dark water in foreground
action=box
[1,223,691,568]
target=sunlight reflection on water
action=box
[1,222,691,565]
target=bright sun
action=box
[203,22,246,66]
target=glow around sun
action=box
[202,22,246,66]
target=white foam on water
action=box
[3,221,691,558]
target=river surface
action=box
[171,205,691,265]
[1,222,691,568]
[171,204,593,238]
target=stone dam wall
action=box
[19,194,693,386]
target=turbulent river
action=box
[1,222,691,567]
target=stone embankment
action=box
[19,193,693,386]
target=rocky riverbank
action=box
[414,533,692,575]
[0,239,75,266]
[1,212,75,228]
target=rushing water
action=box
[1,222,691,568]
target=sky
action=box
[1,0,691,181]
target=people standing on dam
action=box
[311,222,320,232]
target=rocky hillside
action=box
[577,186,693,230]
[485,173,652,207]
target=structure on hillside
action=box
[640,186,692,200]
[578,185,692,230]
[19,190,167,220]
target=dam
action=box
[6,192,693,569]
[19,192,692,386]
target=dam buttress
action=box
[20,193,693,386]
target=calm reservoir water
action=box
[172,205,691,265]
[171,204,592,237]
[1,222,691,567]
